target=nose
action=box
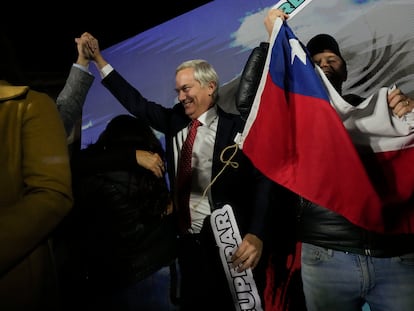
[178,91,186,103]
[318,58,329,68]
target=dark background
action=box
[2,1,211,97]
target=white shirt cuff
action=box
[100,64,114,78]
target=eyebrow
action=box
[175,84,191,92]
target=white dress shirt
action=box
[173,106,218,233]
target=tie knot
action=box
[190,119,201,129]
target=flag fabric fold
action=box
[238,18,414,234]
[320,68,414,233]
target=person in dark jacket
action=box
[63,114,177,310]
[236,7,414,311]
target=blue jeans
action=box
[301,242,414,311]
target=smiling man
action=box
[80,32,275,311]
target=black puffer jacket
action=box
[236,41,414,257]
[75,168,177,290]
[59,114,178,293]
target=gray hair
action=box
[176,59,219,103]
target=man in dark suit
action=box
[83,32,273,310]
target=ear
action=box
[208,81,217,93]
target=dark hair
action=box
[91,114,164,158]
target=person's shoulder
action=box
[217,105,238,117]
[0,81,29,102]
[0,82,55,110]
[218,106,244,124]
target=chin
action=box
[185,108,195,116]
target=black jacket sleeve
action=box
[235,42,270,121]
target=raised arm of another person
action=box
[57,32,95,137]
[58,33,164,178]
[236,8,288,120]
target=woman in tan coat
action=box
[0,41,73,310]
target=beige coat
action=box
[0,81,72,310]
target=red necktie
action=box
[176,119,201,233]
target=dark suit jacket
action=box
[101,70,272,240]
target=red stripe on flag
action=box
[363,147,414,232]
[242,75,384,233]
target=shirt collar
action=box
[197,105,218,127]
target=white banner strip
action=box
[210,204,263,311]
[272,0,314,18]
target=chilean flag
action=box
[238,18,414,234]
